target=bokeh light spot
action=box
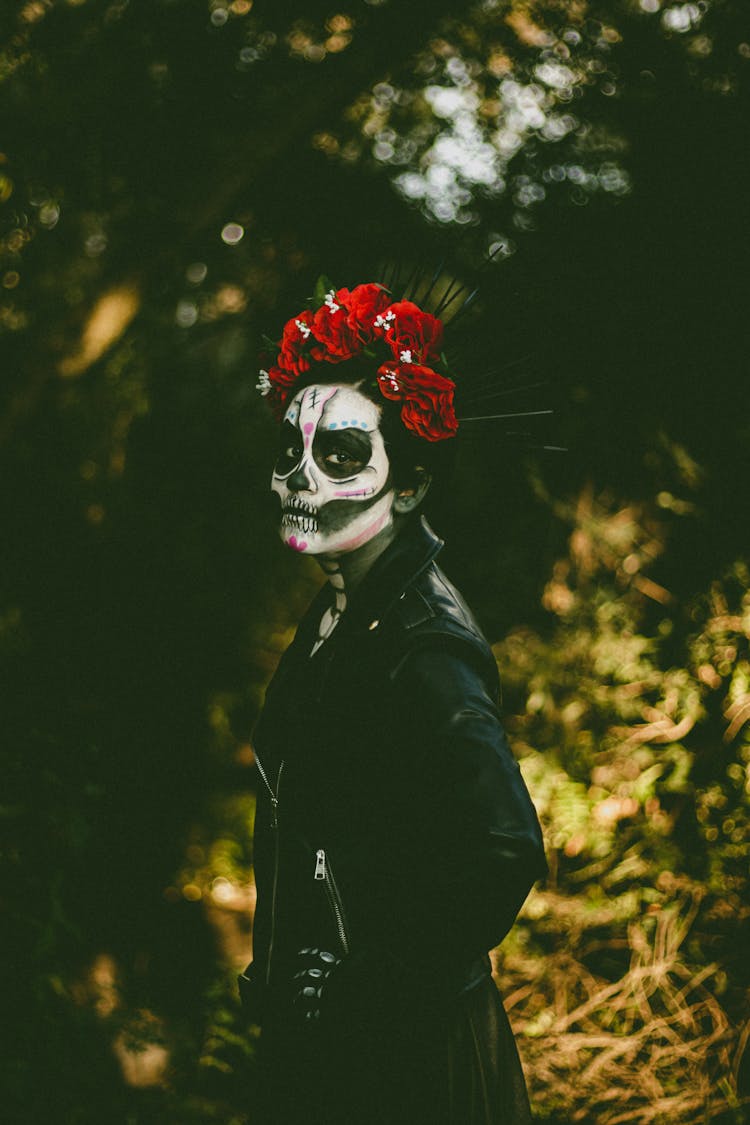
[186,261,208,285]
[214,284,246,314]
[176,300,198,328]
[85,232,107,257]
[662,3,703,33]
[327,14,353,32]
[21,2,47,22]
[326,34,351,53]
[39,201,60,228]
[59,285,140,377]
[220,222,244,245]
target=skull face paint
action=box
[271,384,395,556]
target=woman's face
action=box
[270,383,396,555]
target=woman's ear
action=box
[393,469,432,514]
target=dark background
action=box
[1,1,749,1121]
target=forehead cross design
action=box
[290,385,339,451]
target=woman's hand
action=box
[291,947,342,1024]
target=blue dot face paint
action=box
[270,384,395,557]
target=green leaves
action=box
[313,275,335,306]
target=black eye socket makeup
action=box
[313,428,372,480]
[275,421,304,476]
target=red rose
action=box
[310,288,362,363]
[279,309,315,375]
[266,362,298,421]
[375,301,444,366]
[346,283,392,343]
[376,362,458,442]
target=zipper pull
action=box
[314,849,326,880]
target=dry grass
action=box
[496,893,748,1124]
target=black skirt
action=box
[254,973,532,1125]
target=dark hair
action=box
[292,361,455,493]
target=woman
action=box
[240,282,547,1125]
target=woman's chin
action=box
[279,505,394,557]
[280,526,324,554]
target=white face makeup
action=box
[271,383,396,556]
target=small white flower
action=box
[256,369,272,396]
[400,349,413,364]
[374,310,396,329]
[324,289,340,314]
[295,318,312,339]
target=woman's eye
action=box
[286,444,302,459]
[326,450,354,466]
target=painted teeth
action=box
[282,513,319,535]
[282,496,319,535]
[285,498,316,515]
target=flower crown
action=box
[256,278,458,442]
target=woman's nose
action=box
[287,461,317,493]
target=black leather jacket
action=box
[241,515,547,1022]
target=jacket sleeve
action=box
[323,631,546,1022]
[373,631,546,971]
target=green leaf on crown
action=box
[313,275,335,306]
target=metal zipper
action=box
[254,752,284,986]
[314,847,350,955]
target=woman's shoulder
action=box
[398,561,484,631]
[381,561,499,688]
